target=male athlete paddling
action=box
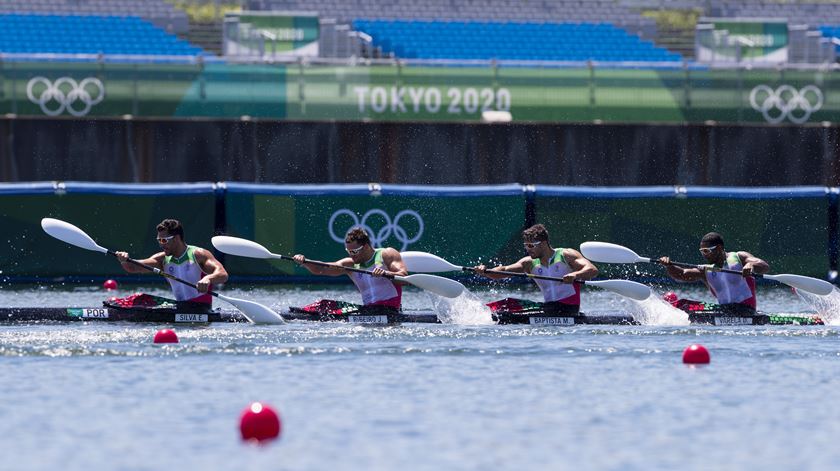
[293,227,408,313]
[659,232,769,314]
[474,224,599,315]
[114,219,228,312]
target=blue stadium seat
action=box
[353,19,682,62]
[820,25,840,52]
[0,13,205,56]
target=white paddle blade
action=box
[212,236,275,259]
[41,218,108,253]
[580,241,649,264]
[766,274,835,296]
[586,280,651,301]
[401,251,462,273]
[397,274,465,298]
[216,293,285,324]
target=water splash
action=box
[427,290,494,325]
[623,294,690,326]
[795,288,840,325]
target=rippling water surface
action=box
[2,282,840,471]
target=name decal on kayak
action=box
[67,308,109,319]
[529,316,575,326]
[714,316,754,326]
[348,315,390,324]
[175,314,209,322]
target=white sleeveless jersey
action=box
[704,251,757,306]
[347,248,401,306]
[163,245,208,302]
[530,249,580,304]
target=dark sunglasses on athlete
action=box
[523,241,542,249]
[699,245,718,255]
[346,246,364,255]
[157,235,176,244]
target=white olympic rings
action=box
[749,84,823,124]
[26,76,106,117]
[328,209,424,250]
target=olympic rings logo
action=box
[749,84,823,124]
[328,209,424,250]
[26,76,105,117]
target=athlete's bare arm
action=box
[194,248,229,292]
[562,249,598,283]
[658,256,705,282]
[376,248,408,277]
[292,254,351,276]
[115,251,164,273]
[738,251,769,277]
[473,256,531,280]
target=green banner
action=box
[0,184,835,281]
[223,185,527,277]
[0,61,287,118]
[532,189,829,278]
[697,18,788,63]
[224,11,320,58]
[0,185,217,278]
[0,61,835,124]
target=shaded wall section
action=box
[2,117,840,186]
[0,183,836,280]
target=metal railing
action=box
[4,51,840,71]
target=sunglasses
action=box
[345,246,365,255]
[699,245,718,255]
[157,235,176,244]
[523,241,542,249]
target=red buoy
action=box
[683,344,710,364]
[103,279,118,290]
[153,329,179,344]
[240,402,281,443]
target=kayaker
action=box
[473,224,599,315]
[292,227,408,313]
[658,232,769,313]
[113,219,228,311]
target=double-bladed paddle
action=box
[40,218,285,324]
[211,236,465,299]
[580,241,836,296]
[400,251,652,301]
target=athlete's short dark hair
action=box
[345,227,371,246]
[701,232,724,248]
[522,224,550,242]
[157,219,184,240]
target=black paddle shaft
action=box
[657,258,760,278]
[464,266,588,284]
[293,254,399,279]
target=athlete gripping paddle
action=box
[474,224,599,315]
[659,232,768,314]
[292,227,409,314]
[114,219,228,312]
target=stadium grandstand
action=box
[243,0,840,62]
[0,0,839,62]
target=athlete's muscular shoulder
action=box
[150,252,167,263]
[516,255,534,273]
[561,247,582,262]
[337,257,356,267]
[382,247,400,255]
[192,247,216,264]
[380,247,402,262]
[381,248,406,271]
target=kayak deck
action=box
[0,306,824,325]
